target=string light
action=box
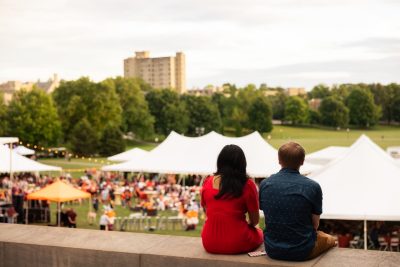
[17,140,109,165]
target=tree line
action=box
[0,77,399,156]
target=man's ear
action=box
[300,159,304,166]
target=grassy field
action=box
[38,200,266,237]
[267,125,400,153]
[40,200,205,237]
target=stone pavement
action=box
[0,224,399,267]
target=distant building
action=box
[124,51,186,94]
[309,98,322,110]
[287,87,306,96]
[0,74,60,104]
[262,90,279,97]
[187,85,224,96]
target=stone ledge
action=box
[0,224,399,267]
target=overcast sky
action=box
[0,0,399,89]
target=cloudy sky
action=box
[0,0,399,89]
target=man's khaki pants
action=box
[308,231,336,259]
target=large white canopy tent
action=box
[15,145,35,156]
[102,131,321,177]
[309,135,400,249]
[107,147,149,162]
[0,137,19,179]
[0,137,19,145]
[305,146,349,165]
[0,145,61,173]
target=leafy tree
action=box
[393,96,400,123]
[308,84,331,99]
[331,84,352,101]
[102,77,154,139]
[319,97,349,127]
[370,83,400,124]
[6,88,61,146]
[145,89,189,135]
[308,109,321,125]
[211,93,227,122]
[346,87,380,127]
[99,125,125,156]
[247,97,273,133]
[0,93,7,136]
[53,77,122,144]
[70,119,99,155]
[284,96,309,125]
[182,95,222,135]
[268,89,287,120]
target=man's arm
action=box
[248,211,259,227]
[312,214,320,230]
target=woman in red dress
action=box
[201,144,263,254]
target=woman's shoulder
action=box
[244,178,257,192]
[201,175,214,187]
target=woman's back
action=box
[201,175,262,254]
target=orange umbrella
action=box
[27,180,91,226]
[27,180,91,202]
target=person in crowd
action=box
[99,211,110,230]
[201,144,263,254]
[105,207,116,231]
[6,206,18,223]
[67,208,77,228]
[60,208,69,226]
[259,142,335,261]
[92,195,99,212]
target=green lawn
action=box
[39,200,205,237]
[267,125,400,152]
[36,199,266,237]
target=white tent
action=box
[0,137,18,144]
[387,146,400,159]
[305,146,349,165]
[309,135,400,249]
[15,145,35,156]
[102,131,321,177]
[107,148,148,162]
[0,145,61,173]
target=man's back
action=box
[259,168,322,261]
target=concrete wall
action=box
[1,224,399,267]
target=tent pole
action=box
[58,202,61,227]
[9,143,13,181]
[89,196,92,212]
[26,200,29,225]
[364,220,367,250]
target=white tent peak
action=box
[102,130,321,177]
[309,134,400,220]
[15,145,35,156]
[108,147,148,162]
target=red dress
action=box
[201,176,263,254]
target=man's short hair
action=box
[278,142,305,170]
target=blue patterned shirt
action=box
[259,168,322,261]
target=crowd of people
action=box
[0,171,203,231]
[2,141,400,261]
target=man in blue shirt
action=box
[259,142,335,261]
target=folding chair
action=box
[390,237,399,252]
[378,237,388,251]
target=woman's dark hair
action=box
[214,144,248,199]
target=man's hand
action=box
[312,214,320,230]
